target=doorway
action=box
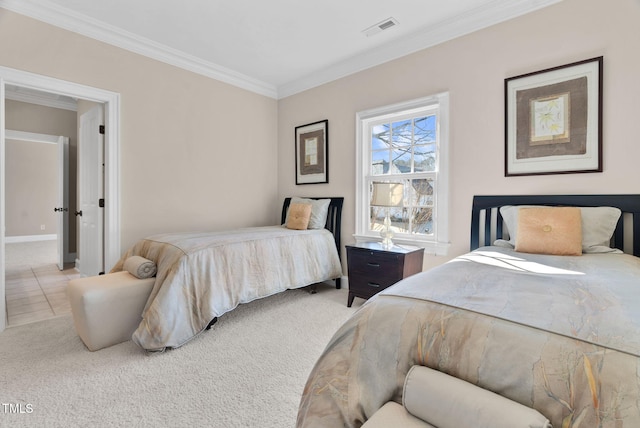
[5,125,72,270]
[4,128,76,326]
[0,66,121,333]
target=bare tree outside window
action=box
[369,115,436,236]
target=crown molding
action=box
[0,0,279,99]
[277,0,563,98]
[5,85,78,111]
[1,0,562,100]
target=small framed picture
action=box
[505,57,603,176]
[295,119,328,184]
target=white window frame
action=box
[354,93,450,255]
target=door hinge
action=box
[99,198,105,208]
[99,125,105,135]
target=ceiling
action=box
[1,0,561,99]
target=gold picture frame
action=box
[505,57,603,176]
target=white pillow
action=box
[286,197,331,229]
[498,205,622,254]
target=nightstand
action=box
[346,242,424,307]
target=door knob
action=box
[75,210,83,217]
[54,207,68,212]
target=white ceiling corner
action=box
[0,0,563,100]
[0,0,279,98]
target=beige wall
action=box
[3,1,639,270]
[5,100,77,243]
[0,9,278,255]
[277,0,640,270]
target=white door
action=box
[78,105,104,276]
[56,136,69,270]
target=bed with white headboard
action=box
[297,194,640,428]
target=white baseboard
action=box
[5,234,57,243]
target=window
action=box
[355,93,450,255]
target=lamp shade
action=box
[371,182,404,207]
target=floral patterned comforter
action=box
[297,247,640,427]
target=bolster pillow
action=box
[123,256,157,279]
[403,366,551,428]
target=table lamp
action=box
[371,182,404,248]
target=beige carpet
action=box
[0,284,359,428]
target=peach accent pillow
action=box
[515,207,582,256]
[498,205,621,253]
[285,203,312,230]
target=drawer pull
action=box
[367,282,380,288]
[367,262,380,268]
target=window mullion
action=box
[411,118,415,174]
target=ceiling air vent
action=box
[362,17,399,37]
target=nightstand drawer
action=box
[347,250,403,281]
[347,277,392,299]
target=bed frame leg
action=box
[205,317,218,330]
[307,277,341,294]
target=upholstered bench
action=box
[362,365,551,428]
[67,257,157,351]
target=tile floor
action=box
[5,240,79,327]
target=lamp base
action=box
[380,212,394,249]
